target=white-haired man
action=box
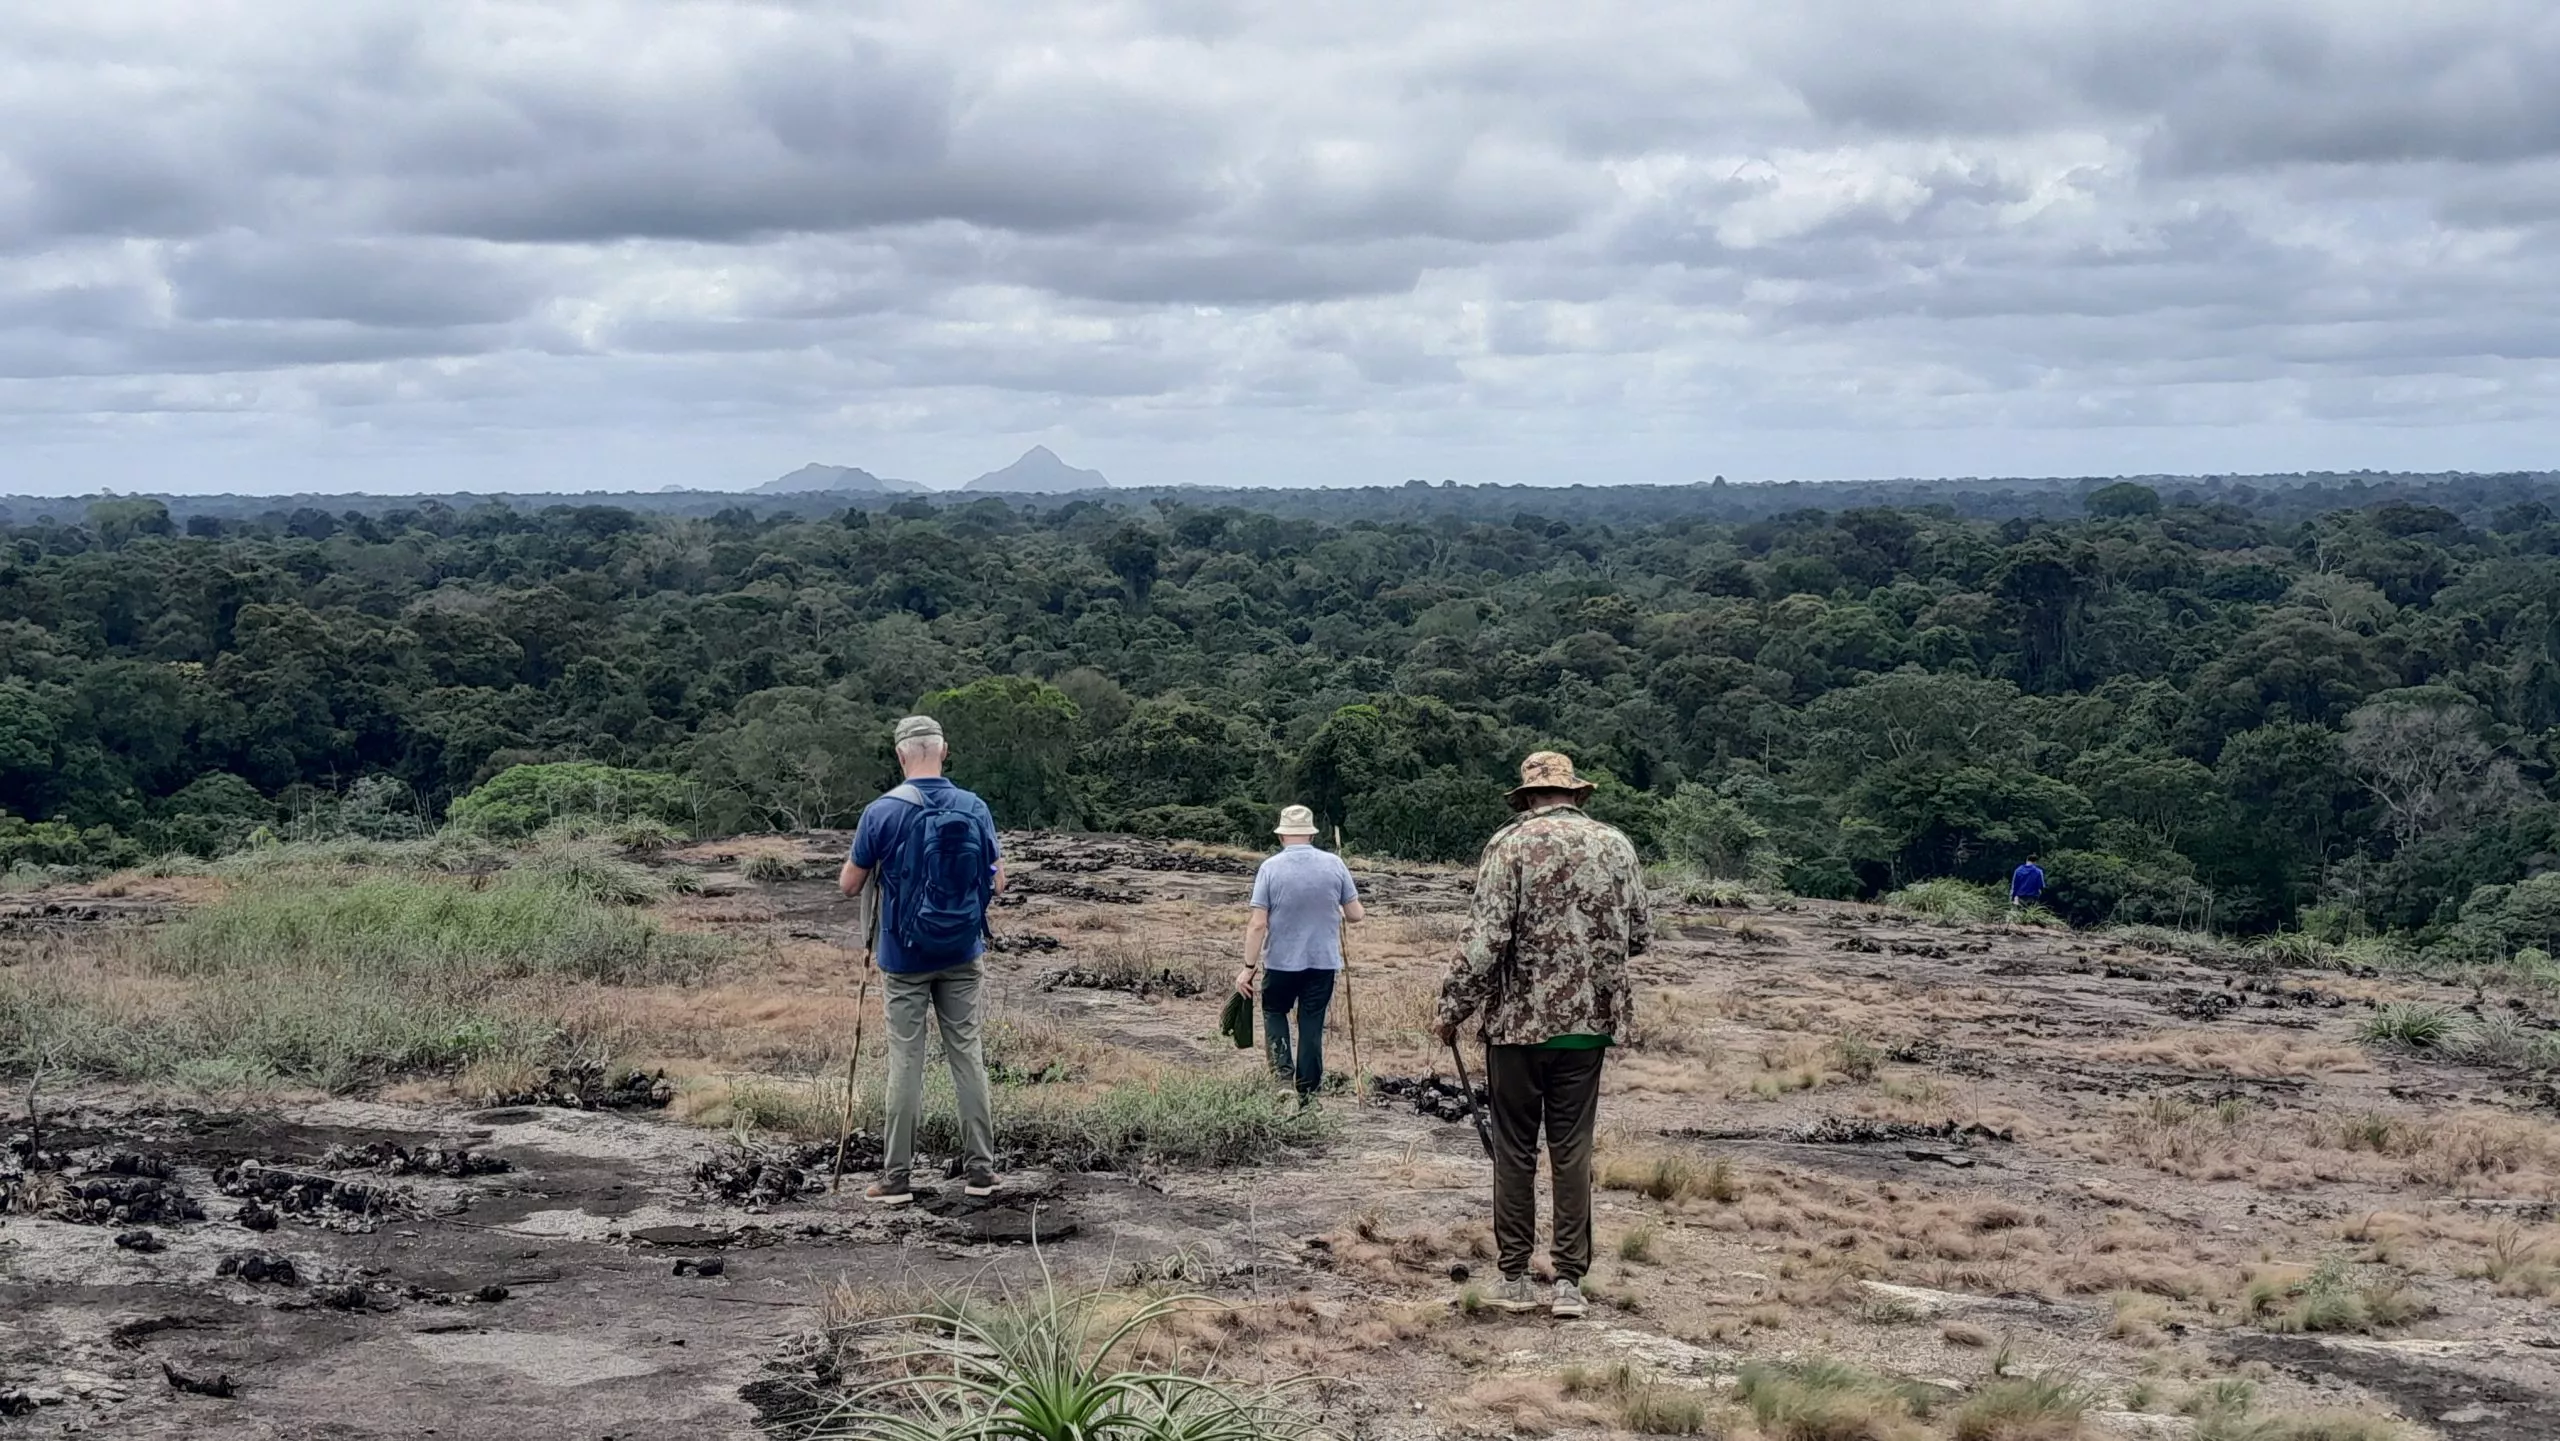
[839,715,1005,1205]
[1232,805,1366,1101]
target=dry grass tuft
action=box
[1558,1360,1722,1436]
[1941,1321,1994,1348]
[1442,1376,1601,1436]
[1734,1357,1930,1441]
[1600,1148,1741,1205]
[1948,1372,2092,1441]
[2097,1032,2368,1078]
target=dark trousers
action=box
[1259,967,1336,1096]
[1486,1044,1604,1283]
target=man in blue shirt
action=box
[2010,858,2045,912]
[839,714,1004,1205]
[1232,805,1364,1100]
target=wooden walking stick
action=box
[1335,826,1364,1090]
[830,890,875,1193]
[1447,1037,1493,1158]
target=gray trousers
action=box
[1486,1044,1604,1283]
[880,959,996,1179]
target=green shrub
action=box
[0,814,138,874]
[1650,864,1759,909]
[533,813,691,854]
[2105,923,2242,963]
[1883,878,2006,924]
[447,762,696,840]
[1347,769,1511,863]
[140,772,273,856]
[2336,935,2417,970]
[2454,1011,2560,1070]
[742,854,802,884]
[1783,855,1861,901]
[510,839,667,905]
[2043,848,2209,929]
[1833,1033,1882,1082]
[2255,932,2339,968]
[2358,1003,2455,1050]
[1122,805,1250,846]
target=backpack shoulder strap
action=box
[884,783,930,808]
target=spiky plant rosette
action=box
[808,1267,1324,1441]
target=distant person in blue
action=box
[1232,805,1365,1101]
[839,714,1004,1206]
[2010,858,2045,912]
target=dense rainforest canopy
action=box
[12,478,2560,948]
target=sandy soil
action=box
[4,833,2557,1439]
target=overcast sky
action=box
[4,1,2558,495]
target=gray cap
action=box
[894,714,944,745]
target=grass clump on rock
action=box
[807,1272,1321,1441]
[1949,1371,2092,1440]
[1734,1357,1932,1441]
[708,1068,1330,1171]
[1882,879,2008,925]
[2355,1002,2455,1050]
[0,861,718,1093]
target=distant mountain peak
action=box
[964,447,1109,493]
[755,463,922,495]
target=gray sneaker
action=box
[1487,1275,1541,1313]
[1551,1278,1586,1319]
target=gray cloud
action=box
[1,0,2557,493]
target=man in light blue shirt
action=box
[1232,805,1365,1100]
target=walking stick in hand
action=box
[1448,1037,1493,1158]
[830,893,875,1194]
[1335,826,1364,1091]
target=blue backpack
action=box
[884,784,992,964]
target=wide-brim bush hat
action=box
[1507,750,1595,810]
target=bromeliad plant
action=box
[809,1266,1324,1441]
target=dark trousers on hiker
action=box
[1486,1044,1604,1283]
[1260,966,1335,1096]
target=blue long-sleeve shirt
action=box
[2010,863,2045,902]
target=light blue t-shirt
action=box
[1251,845,1359,973]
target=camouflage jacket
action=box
[1435,804,1652,1046]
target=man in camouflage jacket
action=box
[1436,750,1651,1318]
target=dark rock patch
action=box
[215,1160,398,1220]
[161,1362,237,1399]
[1042,964,1202,999]
[319,1140,512,1178]
[1372,1073,1489,1125]
[483,1064,674,1112]
[216,1249,299,1286]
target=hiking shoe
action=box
[862,1176,914,1206]
[963,1170,1001,1198]
[1551,1278,1586,1319]
[1487,1275,1541,1313]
